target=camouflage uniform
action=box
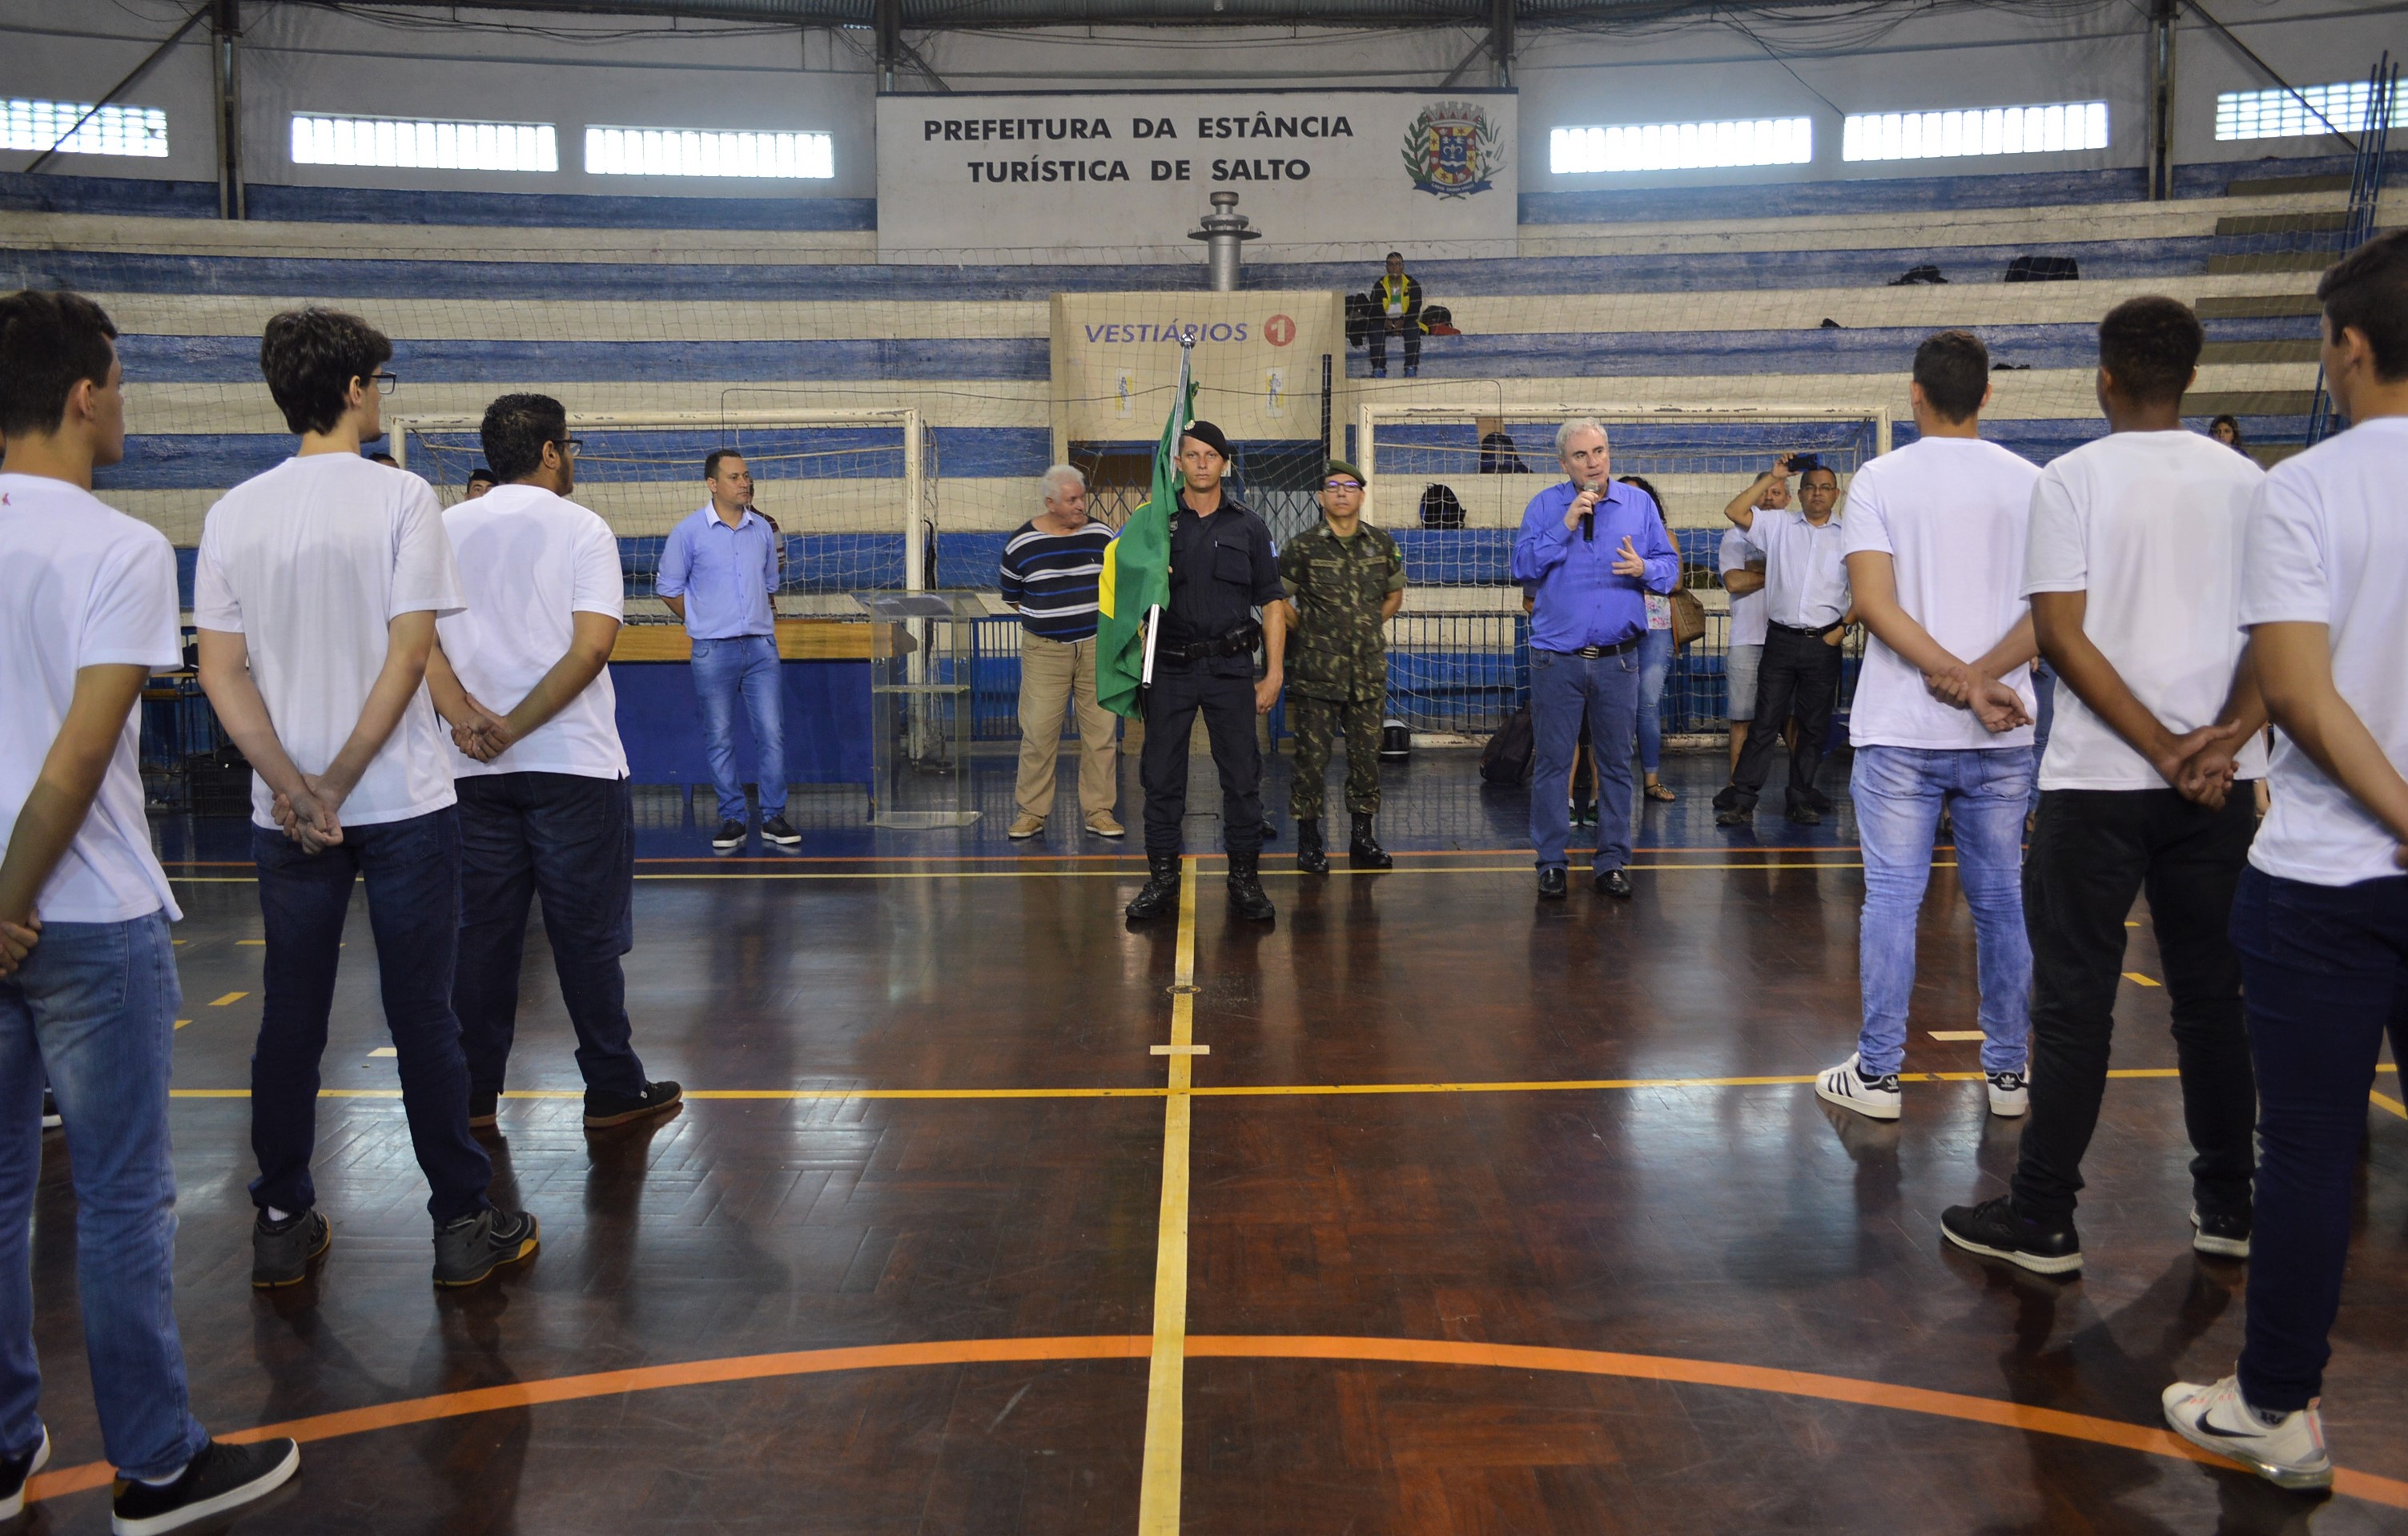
[1280,520,1406,819]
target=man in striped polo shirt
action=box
[1001,465,1123,841]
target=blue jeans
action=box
[1530,646,1640,873]
[455,773,646,1099]
[1635,626,1673,774]
[690,633,786,825]
[251,810,492,1224]
[1851,745,2034,1076]
[2229,867,2408,1412]
[2026,662,2056,819]
[0,914,207,1479]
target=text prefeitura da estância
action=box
[923,113,1353,185]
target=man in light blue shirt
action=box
[1510,419,1680,899]
[657,449,794,850]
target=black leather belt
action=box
[1546,637,1640,660]
[1158,619,1264,663]
[1769,620,1845,639]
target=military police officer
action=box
[1280,459,1405,874]
[1124,420,1290,923]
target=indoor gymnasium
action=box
[1,0,2405,1530]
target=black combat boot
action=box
[1295,818,1328,875]
[1226,852,1276,921]
[1125,851,1181,921]
[1349,812,1393,870]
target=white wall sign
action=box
[1050,291,1348,449]
[877,90,1516,262]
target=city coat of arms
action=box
[1401,102,1504,197]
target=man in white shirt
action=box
[1813,329,2041,1123]
[0,290,300,1532]
[195,307,537,1293]
[1942,299,2266,1278]
[1718,483,1776,775]
[1714,456,1853,826]
[424,394,680,1136]
[2161,231,2408,1491]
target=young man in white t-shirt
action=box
[424,394,679,1134]
[195,308,537,1293]
[2161,231,2408,1490]
[1942,298,2266,1281]
[1813,330,2041,1121]
[0,291,300,1533]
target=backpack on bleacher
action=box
[2005,255,2080,283]
[1419,483,1466,529]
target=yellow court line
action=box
[2123,972,2164,987]
[2374,1090,2407,1120]
[1138,858,1200,1535]
[207,991,247,1006]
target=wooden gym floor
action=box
[18,750,2408,1534]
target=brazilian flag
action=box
[1096,357,1196,719]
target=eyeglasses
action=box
[1323,480,1363,492]
[557,438,584,459]
[371,372,398,396]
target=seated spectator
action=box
[2209,414,2247,453]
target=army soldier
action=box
[1123,420,1290,923]
[1280,458,1405,873]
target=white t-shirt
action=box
[1751,508,1851,629]
[0,475,183,923]
[193,454,464,830]
[1719,528,1767,648]
[2023,429,2269,790]
[1842,438,2038,752]
[2238,416,2408,886]
[436,484,628,781]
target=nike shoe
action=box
[1940,1195,2082,1276]
[2163,1375,2331,1490]
[111,1437,300,1534]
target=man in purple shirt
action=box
[657,449,796,851]
[1511,419,1681,899]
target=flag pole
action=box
[1141,331,1199,693]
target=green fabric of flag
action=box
[1095,365,1196,719]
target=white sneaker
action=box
[1,1425,50,1519]
[1815,1053,1902,1121]
[2162,1375,2331,1490]
[1985,1070,2029,1117]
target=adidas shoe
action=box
[1985,1069,2029,1117]
[111,1437,300,1534]
[2,1425,50,1521]
[1815,1053,1902,1121]
[1940,1195,2083,1275]
[2162,1375,2331,1490]
[2191,1207,2252,1261]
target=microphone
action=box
[1579,480,1601,542]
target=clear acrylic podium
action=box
[849,590,987,828]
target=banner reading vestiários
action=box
[874,89,1517,263]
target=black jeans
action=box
[1367,325,1420,373]
[454,773,647,1100]
[1715,625,1841,817]
[250,809,492,1224]
[2229,867,2408,1412]
[2009,787,2257,1225]
[1140,662,1263,858]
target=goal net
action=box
[392,408,931,617]
[1356,400,1889,738]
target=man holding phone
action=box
[1715,452,1853,826]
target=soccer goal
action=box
[1354,400,1891,740]
[392,408,931,608]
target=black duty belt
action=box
[1543,637,1640,660]
[1769,620,1846,639]
[1158,619,1263,663]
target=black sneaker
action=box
[432,1207,539,1289]
[1786,807,1823,826]
[40,1091,60,1130]
[585,1080,682,1129]
[111,1437,299,1535]
[2,1426,50,1521]
[251,1209,331,1289]
[760,814,802,846]
[468,1089,499,1130]
[1714,807,1750,827]
[710,819,746,851]
[2191,1206,2252,1260]
[1940,1196,2083,1276]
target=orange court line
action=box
[24,1333,2407,1510]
